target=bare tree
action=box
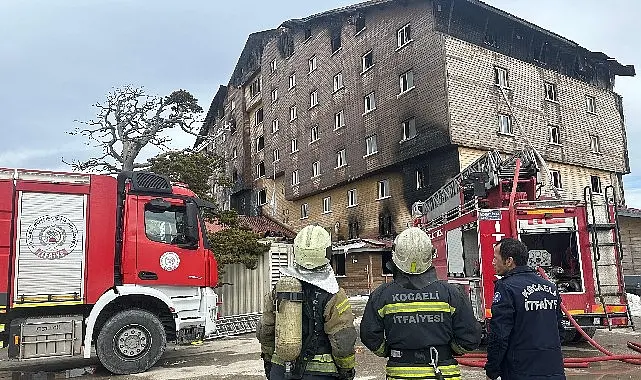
[64,85,203,173]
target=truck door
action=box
[134,196,206,287]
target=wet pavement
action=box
[4,320,641,379]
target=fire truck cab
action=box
[413,150,633,342]
[0,168,219,374]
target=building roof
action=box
[205,215,296,239]
[619,207,641,219]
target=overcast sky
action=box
[0,0,638,205]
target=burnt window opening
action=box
[484,28,498,48]
[549,125,561,145]
[416,169,426,190]
[256,135,264,152]
[544,82,558,102]
[332,253,346,276]
[348,220,359,239]
[258,189,267,205]
[304,28,312,41]
[255,108,264,126]
[249,78,261,98]
[279,32,294,58]
[550,170,562,189]
[232,169,238,182]
[331,33,342,53]
[590,176,602,194]
[229,118,237,134]
[379,214,393,237]
[355,14,365,34]
[382,251,393,275]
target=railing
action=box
[208,312,262,340]
[419,199,478,231]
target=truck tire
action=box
[96,309,167,375]
[571,327,597,343]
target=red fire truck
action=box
[413,149,633,342]
[0,168,219,374]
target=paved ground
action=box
[4,325,641,380]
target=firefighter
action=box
[360,227,481,380]
[257,225,357,380]
[484,238,566,380]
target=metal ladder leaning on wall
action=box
[584,185,635,331]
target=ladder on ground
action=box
[208,313,262,339]
[584,185,635,331]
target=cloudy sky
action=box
[0,0,638,204]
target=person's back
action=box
[485,238,565,380]
[360,227,481,380]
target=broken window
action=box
[249,78,261,98]
[362,51,374,72]
[256,161,265,178]
[494,67,509,88]
[366,134,378,156]
[416,169,425,190]
[399,70,414,93]
[304,28,312,41]
[256,135,264,152]
[484,28,498,48]
[379,214,393,236]
[355,13,365,34]
[232,169,238,182]
[348,220,359,239]
[332,253,346,276]
[300,203,309,219]
[590,135,600,153]
[331,32,342,53]
[498,114,512,135]
[544,82,558,102]
[550,170,562,189]
[397,24,411,48]
[402,118,417,140]
[347,189,357,207]
[258,189,267,205]
[549,125,561,145]
[229,118,237,134]
[590,175,602,194]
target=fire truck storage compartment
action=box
[14,192,86,302]
[9,315,83,359]
[446,224,479,277]
[519,227,583,293]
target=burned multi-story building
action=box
[200,0,634,245]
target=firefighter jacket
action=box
[256,282,357,379]
[360,267,481,380]
[485,266,566,380]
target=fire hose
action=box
[456,267,641,369]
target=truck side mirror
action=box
[183,201,200,249]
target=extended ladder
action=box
[584,185,634,331]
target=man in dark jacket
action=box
[360,227,481,380]
[485,238,566,380]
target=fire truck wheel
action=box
[96,309,167,375]
[571,327,597,343]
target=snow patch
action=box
[628,293,641,317]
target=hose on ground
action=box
[458,267,641,370]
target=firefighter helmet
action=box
[294,225,331,269]
[392,227,434,274]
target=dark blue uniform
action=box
[485,266,565,380]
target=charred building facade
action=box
[200,0,634,242]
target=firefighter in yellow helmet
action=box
[360,227,481,380]
[257,225,357,380]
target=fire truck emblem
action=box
[160,251,180,272]
[26,215,78,260]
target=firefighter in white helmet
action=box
[360,227,481,380]
[257,225,357,380]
